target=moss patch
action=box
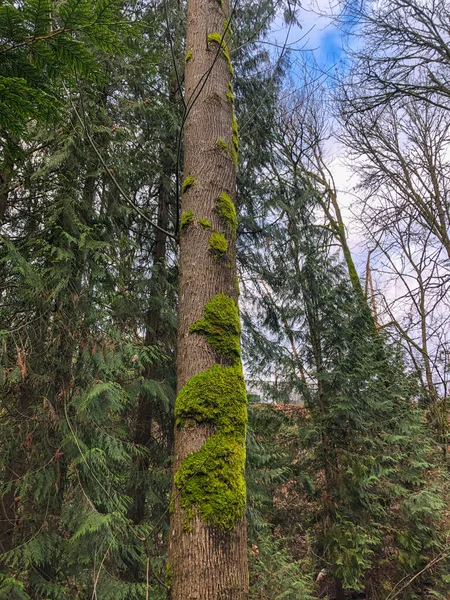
[226,81,234,104]
[217,138,236,166]
[175,364,246,432]
[189,293,241,362]
[207,33,234,76]
[176,294,247,531]
[166,563,173,589]
[185,51,193,63]
[174,433,246,530]
[181,175,194,194]
[180,209,193,229]
[199,217,212,229]
[217,137,228,152]
[209,231,228,258]
[232,110,239,138]
[217,192,237,235]
[223,18,233,39]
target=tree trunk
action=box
[130,158,172,526]
[334,577,346,600]
[0,162,12,222]
[167,0,248,598]
[129,73,180,530]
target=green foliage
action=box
[0,576,30,600]
[246,407,314,599]
[0,0,127,136]
[0,76,54,135]
[241,162,449,595]
[249,537,314,600]
[1,0,448,595]
[0,35,178,590]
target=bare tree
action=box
[340,101,450,259]
[339,0,450,114]
[269,83,365,298]
[339,95,450,456]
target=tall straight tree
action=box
[167,0,248,598]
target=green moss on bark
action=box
[207,33,234,76]
[217,137,228,152]
[209,231,228,257]
[231,110,239,166]
[217,192,237,235]
[232,111,239,138]
[181,175,194,193]
[189,293,241,361]
[180,209,193,229]
[166,563,173,589]
[176,295,247,531]
[175,342,247,530]
[226,82,234,104]
[175,364,246,432]
[185,51,193,63]
[223,18,233,38]
[199,217,212,229]
[174,433,246,530]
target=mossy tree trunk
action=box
[167,0,248,598]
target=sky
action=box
[266,0,372,294]
[269,0,346,69]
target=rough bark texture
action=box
[168,0,248,598]
[0,163,12,222]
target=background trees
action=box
[336,0,450,461]
[1,0,449,598]
[340,0,450,112]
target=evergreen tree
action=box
[240,108,448,598]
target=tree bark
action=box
[334,577,346,600]
[168,0,248,598]
[0,161,12,222]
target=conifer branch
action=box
[386,548,450,600]
[66,87,178,241]
[0,29,66,54]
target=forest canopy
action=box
[1,0,449,598]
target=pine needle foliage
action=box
[247,406,315,600]
[240,130,449,596]
[0,0,128,135]
[0,31,178,591]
